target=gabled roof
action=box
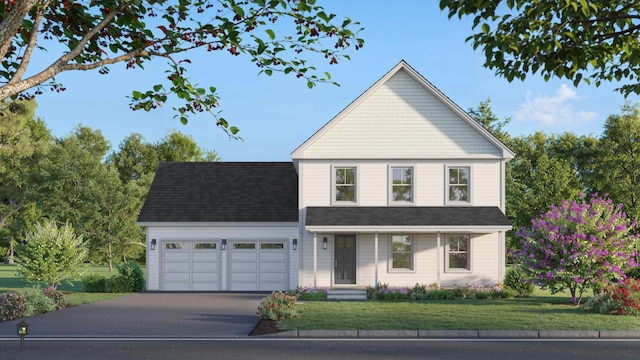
[138,162,298,224]
[305,206,512,232]
[291,60,515,160]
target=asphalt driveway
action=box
[0,292,268,338]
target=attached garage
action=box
[138,162,300,292]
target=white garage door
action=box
[162,241,220,291]
[229,241,287,291]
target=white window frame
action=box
[389,234,415,272]
[445,234,471,272]
[446,165,472,204]
[389,165,415,205]
[332,165,358,205]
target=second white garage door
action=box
[229,240,287,291]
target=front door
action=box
[334,234,356,284]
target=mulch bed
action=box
[249,319,281,336]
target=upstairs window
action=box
[335,167,357,203]
[391,167,413,203]
[448,167,470,203]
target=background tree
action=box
[15,220,88,287]
[590,102,640,223]
[0,0,363,134]
[440,1,640,95]
[514,195,638,305]
[0,100,50,262]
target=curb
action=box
[259,330,640,339]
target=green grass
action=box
[0,264,119,293]
[280,293,640,331]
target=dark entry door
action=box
[334,234,356,284]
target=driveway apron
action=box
[0,292,267,338]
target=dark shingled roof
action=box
[138,162,298,223]
[305,206,511,227]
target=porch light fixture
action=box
[17,320,28,351]
[323,237,328,250]
[221,239,227,250]
[292,239,298,251]
[150,239,156,251]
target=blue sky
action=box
[32,1,637,161]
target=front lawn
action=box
[279,294,640,331]
[1,264,129,306]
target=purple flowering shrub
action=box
[0,290,28,322]
[513,194,638,305]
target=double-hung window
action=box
[391,166,413,203]
[391,235,413,271]
[448,166,470,203]
[446,234,470,271]
[335,167,357,203]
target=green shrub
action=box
[426,288,454,300]
[257,291,303,320]
[43,286,68,310]
[584,292,615,315]
[21,287,56,316]
[113,261,145,292]
[105,276,132,293]
[82,274,108,293]
[504,266,535,296]
[0,290,27,321]
[627,266,640,279]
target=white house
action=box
[138,60,514,291]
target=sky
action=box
[31,1,638,161]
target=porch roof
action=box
[305,206,512,233]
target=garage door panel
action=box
[165,252,190,261]
[164,262,190,271]
[192,272,217,281]
[164,272,190,281]
[260,262,286,271]
[231,272,258,282]
[231,262,257,272]
[260,252,285,261]
[164,282,191,291]
[192,282,219,291]
[193,252,218,261]
[192,262,217,271]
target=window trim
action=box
[446,165,472,205]
[332,165,359,205]
[445,234,472,272]
[388,234,415,272]
[388,165,415,205]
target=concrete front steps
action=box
[326,288,368,301]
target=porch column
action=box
[436,231,441,287]
[313,232,318,288]
[374,232,379,286]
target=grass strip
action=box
[279,297,640,331]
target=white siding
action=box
[145,225,298,291]
[296,70,502,159]
[299,159,503,208]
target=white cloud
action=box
[514,84,599,128]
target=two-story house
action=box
[138,60,513,292]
